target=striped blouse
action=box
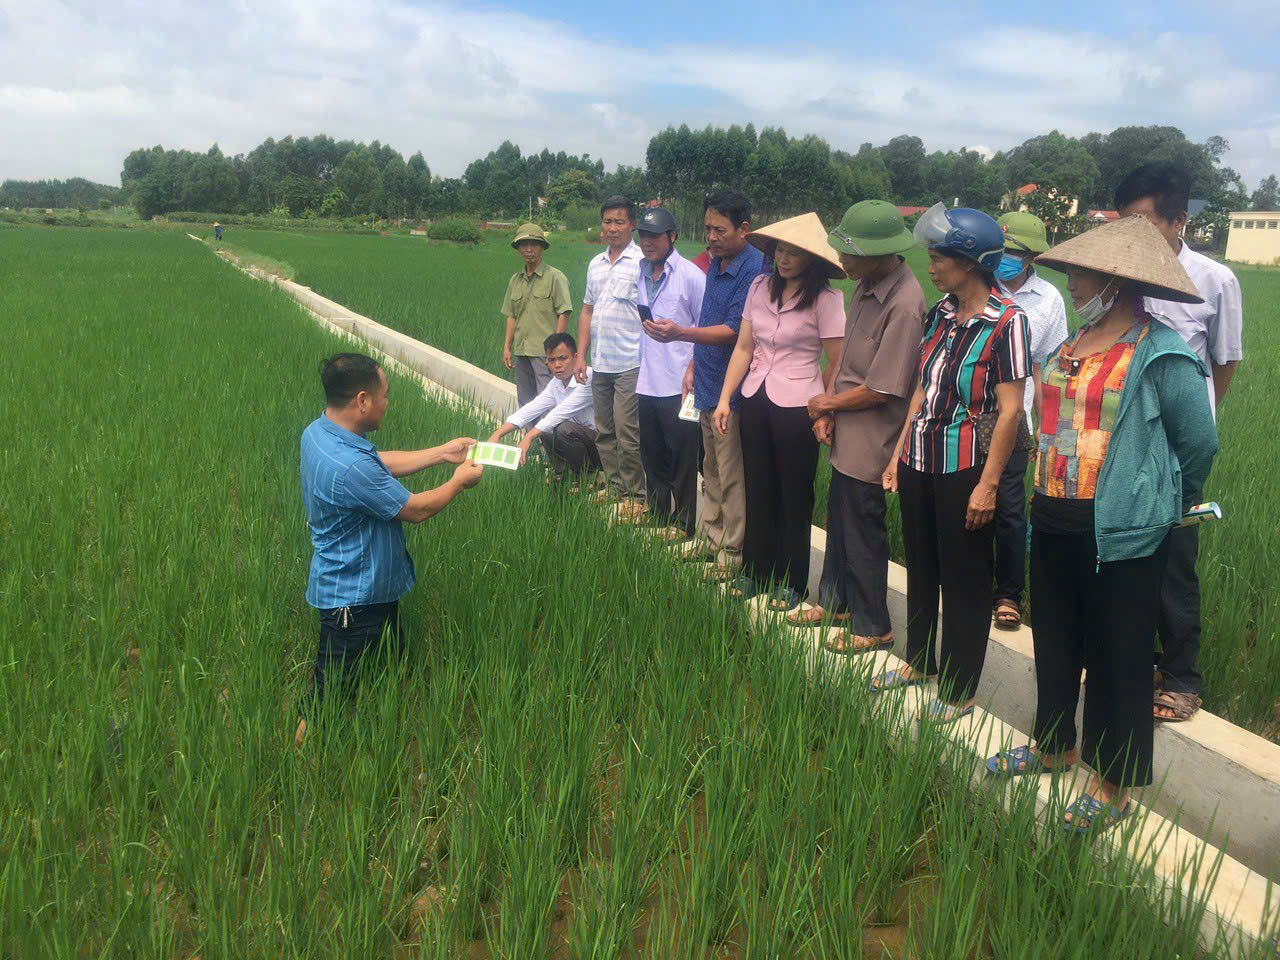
[902,289,1031,474]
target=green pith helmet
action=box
[511,222,550,250]
[828,200,914,257]
[996,211,1049,254]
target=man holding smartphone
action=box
[634,207,706,539]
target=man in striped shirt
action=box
[295,353,482,746]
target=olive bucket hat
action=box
[511,222,550,249]
[996,211,1049,254]
[828,200,914,257]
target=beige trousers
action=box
[699,408,745,557]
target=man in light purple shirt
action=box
[634,207,706,539]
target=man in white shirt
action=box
[1117,163,1244,721]
[489,333,600,478]
[574,196,646,514]
[634,206,706,539]
[992,212,1068,629]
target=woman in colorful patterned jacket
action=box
[876,205,1031,723]
[985,215,1217,832]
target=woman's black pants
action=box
[738,388,819,596]
[1031,526,1170,788]
[899,462,993,704]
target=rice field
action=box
[216,225,1280,742]
[2,224,1272,956]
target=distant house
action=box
[536,197,549,210]
[896,205,929,217]
[1087,209,1120,223]
[1001,183,1080,218]
[1225,212,1280,265]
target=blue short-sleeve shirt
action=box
[692,243,769,410]
[300,415,415,609]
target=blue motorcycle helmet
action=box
[912,203,1005,274]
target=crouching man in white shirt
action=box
[489,333,601,479]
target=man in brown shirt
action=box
[792,201,925,652]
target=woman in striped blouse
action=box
[875,205,1031,723]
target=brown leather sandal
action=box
[822,631,893,655]
[785,604,851,628]
[993,598,1022,629]
[1153,689,1202,722]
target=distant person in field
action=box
[987,216,1216,832]
[295,353,482,747]
[990,211,1068,630]
[1116,163,1243,723]
[501,223,572,406]
[633,206,706,540]
[713,213,845,612]
[682,190,769,579]
[796,201,925,652]
[487,333,601,478]
[214,221,222,241]
[574,196,646,518]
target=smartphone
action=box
[638,305,653,323]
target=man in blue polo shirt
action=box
[669,190,767,575]
[295,353,482,745]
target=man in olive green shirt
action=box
[502,223,573,405]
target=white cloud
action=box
[0,0,1276,190]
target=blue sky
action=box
[2,0,1276,189]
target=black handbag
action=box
[975,408,1034,457]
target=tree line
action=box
[0,177,124,210]
[4,124,1275,246]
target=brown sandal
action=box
[785,604,851,628]
[822,631,893,655]
[704,562,738,583]
[1153,690,1202,722]
[993,598,1022,629]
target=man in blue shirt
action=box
[661,190,767,575]
[295,353,482,745]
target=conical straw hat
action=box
[746,212,846,280]
[1035,215,1203,304]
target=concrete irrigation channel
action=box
[194,234,1278,952]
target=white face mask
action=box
[1076,278,1118,325]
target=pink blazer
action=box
[741,278,845,407]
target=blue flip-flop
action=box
[868,669,925,694]
[922,698,974,724]
[986,744,1060,777]
[1062,792,1132,834]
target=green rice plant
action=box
[0,227,1260,960]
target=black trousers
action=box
[817,469,891,636]
[993,448,1030,606]
[1156,498,1202,695]
[898,463,993,704]
[540,422,602,477]
[1032,528,1170,788]
[307,600,402,717]
[638,393,700,535]
[739,388,819,596]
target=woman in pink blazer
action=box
[714,213,845,610]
